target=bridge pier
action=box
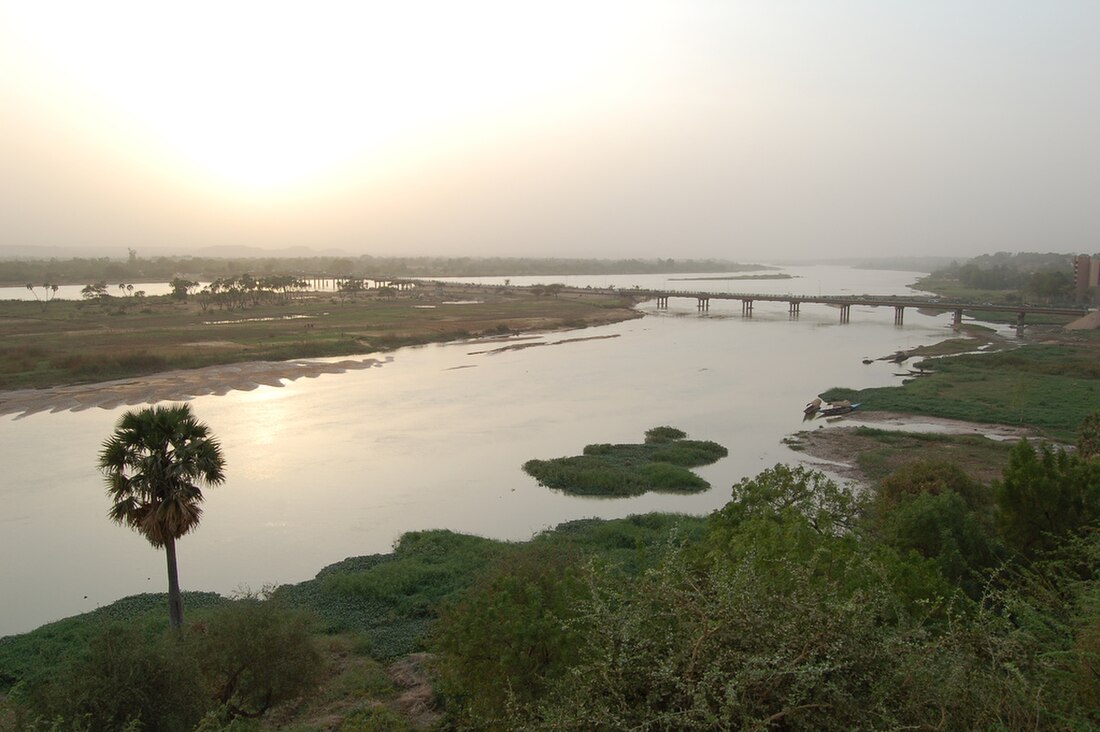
[590,289,1084,326]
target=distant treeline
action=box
[930,251,1088,297]
[0,253,765,285]
[799,255,959,272]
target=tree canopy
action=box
[99,404,226,628]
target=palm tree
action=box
[99,404,226,629]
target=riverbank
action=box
[788,322,1099,487]
[786,412,1037,486]
[0,283,644,394]
[0,332,629,418]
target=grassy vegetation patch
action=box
[848,427,1017,484]
[822,345,1100,441]
[524,426,728,496]
[0,286,643,390]
[0,517,703,691]
[0,592,227,691]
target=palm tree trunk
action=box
[165,536,184,629]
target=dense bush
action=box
[876,460,990,513]
[434,457,1100,729]
[432,543,592,729]
[643,425,687,443]
[995,439,1100,557]
[191,598,322,719]
[11,622,207,732]
[8,600,323,730]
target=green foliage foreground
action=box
[523,426,729,496]
[436,449,1100,730]
[6,598,321,731]
[6,426,1100,729]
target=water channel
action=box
[2,265,963,636]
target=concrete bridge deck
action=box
[628,289,1089,326]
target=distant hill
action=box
[189,244,351,258]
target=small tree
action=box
[1077,411,1100,460]
[170,277,199,300]
[81,281,109,299]
[193,597,322,720]
[99,404,226,629]
[24,283,58,312]
[994,439,1100,557]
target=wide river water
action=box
[2,265,966,636]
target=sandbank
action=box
[0,356,391,419]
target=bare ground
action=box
[789,411,1040,486]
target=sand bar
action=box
[0,356,391,419]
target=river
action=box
[1,265,960,636]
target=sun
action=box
[2,1,653,197]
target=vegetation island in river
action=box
[522,426,728,496]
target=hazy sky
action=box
[1,1,1098,261]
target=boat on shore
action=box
[819,400,860,417]
[803,397,822,416]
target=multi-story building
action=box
[1073,254,1100,302]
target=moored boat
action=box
[819,400,861,417]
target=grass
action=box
[821,343,1100,442]
[523,426,728,496]
[906,327,1003,358]
[848,427,1017,484]
[0,592,227,691]
[0,285,644,390]
[0,514,704,705]
[784,426,1019,490]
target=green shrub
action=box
[644,426,687,443]
[649,440,727,466]
[10,622,206,732]
[877,460,991,513]
[994,439,1100,557]
[339,704,409,731]
[638,461,708,490]
[191,599,323,720]
[433,543,591,729]
[9,600,324,729]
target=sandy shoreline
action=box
[0,331,625,419]
[0,356,392,419]
[839,410,1038,439]
[790,411,1040,485]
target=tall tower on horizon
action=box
[1073,254,1100,302]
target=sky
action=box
[1,1,1098,262]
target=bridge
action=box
[627,289,1090,327]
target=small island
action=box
[668,273,796,282]
[523,426,728,496]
